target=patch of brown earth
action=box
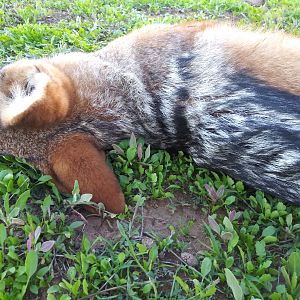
[40,10,74,24]
[81,193,210,255]
[244,0,266,6]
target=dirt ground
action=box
[80,193,210,257]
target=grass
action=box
[0,0,300,299]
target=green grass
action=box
[0,1,300,299]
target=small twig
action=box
[49,249,57,278]
[106,219,115,230]
[143,215,165,222]
[85,212,103,218]
[160,260,184,268]
[140,205,144,238]
[78,285,126,299]
[197,238,213,251]
[99,273,116,291]
[128,202,139,237]
[52,254,69,257]
[277,265,281,286]
[70,208,88,223]
[274,239,294,245]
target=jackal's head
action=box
[0,59,74,128]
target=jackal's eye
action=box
[7,91,13,99]
[24,81,35,96]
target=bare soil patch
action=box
[80,194,210,255]
[40,10,74,24]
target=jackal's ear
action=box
[0,61,74,128]
[50,134,125,214]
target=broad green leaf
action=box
[144,145,151,162]
[205,284,217,297]
[0,223,6,246]
[193,278,201,294]
[36,266,49,278]
[223,216,234,232]
[287,251,300,276]
[67,267,76,281]
[80,194,93,202]
[117,221,126,237]
[15,190,30,210]
[25,251,38,279]
[224,268,243,300]
[71,279,81,296]
[72,180,80,195]
[208,216,220,235]
[286,214,293,227]
[226,256,234,268]
[69,221,84,229]
[118,252,126,264]
[149,245,158,262]
[41,195,52,216]
[48,285,60,293]
[136,243,147,253]
[38,175,52,183]
[276,284,286,293]
[34,226,41,241]
[47,294,56,300]
[291,272,297,290]
[150,173,157,183]
[174,275,190,294]
[235,181,244,192]
[30,284,39,294]
[129,132,137,148]
[80,253,89,275]
[263,236,277,244]
[225,196,236,205]
[81,234,91,252]
[8,207,20,219]
[3,193,9,216]
[261,225,276,237]
[260,260,272,269]
[255,241,266,258]
[201,257,212,278]
[143,283,152,294]
[83,278,88,295]
[112,144,125,156]
[228,231,239,252]
[281,266,291,287]
[126,147,136,162]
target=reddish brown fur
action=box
[135,21,216,51]
[130,21,217,94]
[1,62,77,128]
[49,134,125,214]
[142,21,215,38]
[223,29,300,96]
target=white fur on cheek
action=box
[1,72,50,126]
